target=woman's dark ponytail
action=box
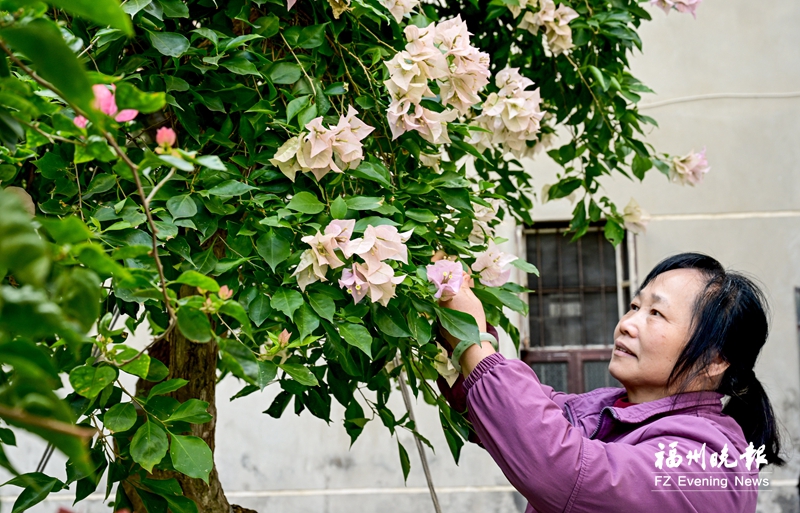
[719,369,784,466]
[641,253,784,467]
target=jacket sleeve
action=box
[463,353,757,513]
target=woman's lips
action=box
[614,342,637,358]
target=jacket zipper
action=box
[588,407,619,440]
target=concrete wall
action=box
[3,0,800,512]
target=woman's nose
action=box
[616,312,638,338]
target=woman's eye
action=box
[651,309,662,317]
[629,303,639,311]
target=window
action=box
[520,222,635,393]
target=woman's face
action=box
[608,268,707,403]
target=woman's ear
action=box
[704,355,730,382]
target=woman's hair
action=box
[639,252,784,466]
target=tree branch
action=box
[0,404,96,439]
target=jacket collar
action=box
[564,388,725,439]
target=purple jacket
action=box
[463,353,760,513]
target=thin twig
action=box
[564,54,616,135]
[145,167,176,204]
[15,117,83,146]
[395,356,442,513]
[0,405,96,439]
[280,33,316,96]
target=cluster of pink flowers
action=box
[292,219,411,307]
[516,0,579,56]
[670,148,710,186]
[468,68,545,158]
[651,0,701,17]
[269,106,374,182]
[470,241,518,287]
[385,17,490,145]
[73,85,139,128]
[379,0,419,23]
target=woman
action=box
[439,253,784,513]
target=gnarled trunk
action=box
[123,284,256,513]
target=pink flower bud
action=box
[218,285,233,300]
[156,127,177,148]
[278,329,291,346]
[73,115,88,128]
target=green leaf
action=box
[176,306,212,342]
[286,95,310,123]
[83,173,117,198]
[436,188,473,213]
[166,194,197,219]
[632,153,653,180]
[271,288,303,319]
[69,365,117,398]
[375,306,411,338]
[219,301,253,339]
[148,31,190,58]
[296,23,327,49]
[345,196,383,211]
[547,178,582,200]
[351,161,392,189]
[339,323,372,357]
[278,363,318,386]
[269,62,302,85]
[253,15,280,37]
[294,302,319,340]
[405,208,437,223]
[407,313,432,344]
[174,270,219,292]
[221,56,261,76]
[207,180,256,196]
[167,399,212,424]
[115,82,166,114]
[248,294,271,327]
[8,475,62,513]
[286,191,324,214]
[149,378,188,397]
[436,307,479,344]
[257,360,277,390]
[169,435,212,483]
[604,219,625,246]
[330,196,348,219]
[46,0,133,34]
[38,216,94,245]
[130,421,168,472]
[103,403,137,432]
[256,231,291,272]
[0,19,95,115]
[587,65,608,91]
[510,258,538,275]
[397,439,410,482]
[308,292,335,322]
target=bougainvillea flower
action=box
[546,4,580,55]
[346,225,413,267]
[92,85,138,122]
[156,127,177,148]
[426,259,464,300]
[434,341,460,386]
[269,135,304,181]
[73,115,88,128]
[324,219,355,244]
[471,241,518,287]
[287,0,297,9]
[622,198,651,235]
[357,261,406,306]
[278,329,291,346]
[338,265,369,304]
[301,231,346,269]
[380,0,420,23]
[292,249,329,291]
[672,0,701,17]
[670,148,710,186]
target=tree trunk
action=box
[123,284,257,513]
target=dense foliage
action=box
[0,0,706,509]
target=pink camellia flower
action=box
[156,127,177,148]
[218,285,233,300]
[73,115,88,128]
[670,148,710,186]
[92,84,138,122]
[339,265,369,304]
[471,241,518,287]
[278,329,291,346]
[292,249,329,291]
[426,259,464,300]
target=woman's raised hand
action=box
[432,251,487,348]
